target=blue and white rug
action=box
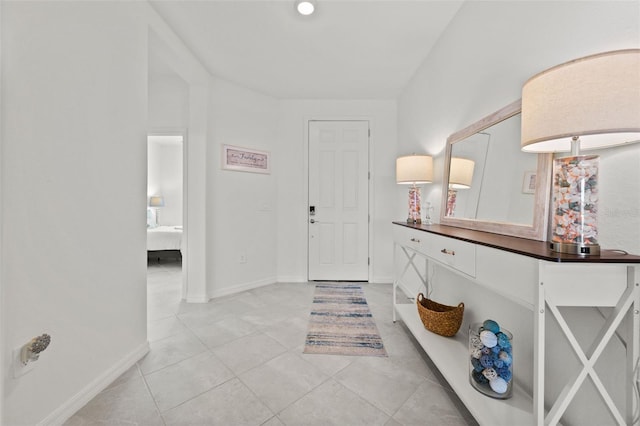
[303,283,387,357]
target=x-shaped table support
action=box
[536,266,639,425]
[393,244,428,322]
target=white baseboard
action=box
[185,295,210,303]
[276,276,393,284]
[276,275,308,283]
[370,275,393,284]
[39,341,150,426]
[209,276,277,299]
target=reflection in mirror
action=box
[448,113,538,224]
[440,100,552,241]
[446,137,487,218]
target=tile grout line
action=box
[126,266,469,426]
[139,363,168,426]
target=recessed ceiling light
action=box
[296,0,315,16]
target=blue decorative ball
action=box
[482,319,500,333]
[480,354,493,368]
[471,357,483,372]
[480,330,498,348]
[499,351,512,366]
[472,369,489,384]
[481,346,491,355]
[490,377,509,394]
[497,367,512,382]
[497,332,511,349]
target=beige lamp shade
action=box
[396,154,433,184]
[521,49,640,152]
[449,157,475,189]
[148,195,165,207]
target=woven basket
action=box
[416,293,464,337]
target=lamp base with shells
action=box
[550,155,600,256]
[406,184,422,224]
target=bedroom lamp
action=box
[396,154,433,224]
[445,157,475,217]
[149,195,165,226]
[295,0,315,15]
[149,195,165,208]
[521,49,640,256]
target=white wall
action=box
[397,1,639,424]
[207,78,280,297]
[277,100,397,283]
[148,73,189,130]
[1,2,149,424]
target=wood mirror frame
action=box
[439,99,552,241]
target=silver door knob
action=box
[310,219,316,224]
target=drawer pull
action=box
[410,238,420,243]
[440,248,456,256]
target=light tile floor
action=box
[65,260,476,426]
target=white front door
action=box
[308,120,369,281]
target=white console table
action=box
[392,222,640,426]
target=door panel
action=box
[308,120,369,281]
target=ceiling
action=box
[149,0,464,99]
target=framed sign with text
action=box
[222,144,270,174]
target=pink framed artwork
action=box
[222,144,270,174]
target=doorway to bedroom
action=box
[147,134,185,301]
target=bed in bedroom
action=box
[147,225,183,262]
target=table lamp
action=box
[446,157,475,217]
[149,195,165,226]
[521,49,640,255]
[396,154,433,223]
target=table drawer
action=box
[393,225,476,277]
[393,224,428,256]
[425,233,476,277]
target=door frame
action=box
[304,116,374,282]
[147,128,188,299]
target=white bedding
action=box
[147,226,183,252]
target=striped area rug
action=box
[303,283,387,357]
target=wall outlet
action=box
[239,251,247,264]
[13,346,36,378]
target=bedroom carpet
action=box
[304,282,387,357]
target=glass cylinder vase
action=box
[407,185,421,224]
[469,322,513,399]
[550,155,600,255]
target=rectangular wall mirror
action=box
[440,100,552,241]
